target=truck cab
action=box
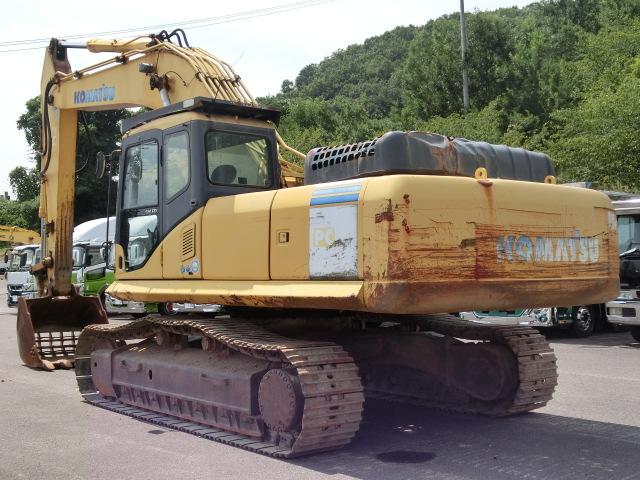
[71,218,153,316]
[605,198,640,341]
[81,243,152,316]
[6,244,40,306]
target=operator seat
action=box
[211,165,237,184]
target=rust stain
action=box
[375,199,394,223]
[459,238,476,249]
[403,194,410,205]
[375,211,394,223]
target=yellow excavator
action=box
[0,225,40,245]
[18,30,618,457]
[0,225,40,279]
[0,225,40,272]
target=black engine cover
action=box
[304,131,555,185]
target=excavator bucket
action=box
[17,294,108,370]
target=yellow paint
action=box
[32,33,619,322]
[361,175,618,313]
[36,36,298,298]
[107,279,364,310]
[270,185,314,279]
[0,226,41,245]
[110,174,617,314]
[116,241,163,279]
[162,209,203,279]
[201,190,276,280]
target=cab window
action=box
[206,132,271,188]
[618,215,640,253]
[164,131,190,200]
[121,140,159,270]
[72,246,85,269]
[123,141,159,209]
[126,215,158,268]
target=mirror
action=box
[100,241,112,263]
[85,267,106,281]
[95,151,106,178]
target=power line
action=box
[0,0,333,53]
[0,0,327,46]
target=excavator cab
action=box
[114,97,281,274]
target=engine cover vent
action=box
[181,224,195,261]
[304,131,555,185]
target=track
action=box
[74,314,557,458]
[365,314,558,416]
[74,316,364,458]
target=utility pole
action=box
[459,0,469,113]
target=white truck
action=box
[5,244,40,306]
[72,217,150,316]
[604,198,640,342]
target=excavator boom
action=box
[0,226,41,245]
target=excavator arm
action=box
[0,226,41,245]
[19,32,303,369]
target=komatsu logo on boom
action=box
[497,230,600,263]
[73,85,116,104]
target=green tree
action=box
[0,197,40,230]
[546,73,640,190]
[402,12,514,120]
[16,96,129,225]
[16,96,41,162]
[280,79,294,94]
[8,166,39,202]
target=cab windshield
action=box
[617,214,640,253]
[9,248,39,271]
[206,131,271,188]
[73,245,106,269]
[72,245,86,269]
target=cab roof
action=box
[121,97,281,133]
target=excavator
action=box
[0,225,41,274]
[0,225,40,280]
[0,225,40,245]
[17,30,618,457]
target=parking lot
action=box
[0,281,639,480]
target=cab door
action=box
[116,130,162,277]
[160,125,203,279]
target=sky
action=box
[0,0,534,198]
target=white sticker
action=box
[309,205,358,279]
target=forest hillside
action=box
[262,0,640,191]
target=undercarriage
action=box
[74,314,557,457]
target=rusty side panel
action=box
[362,175,618,314]
[110,175,617,315]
